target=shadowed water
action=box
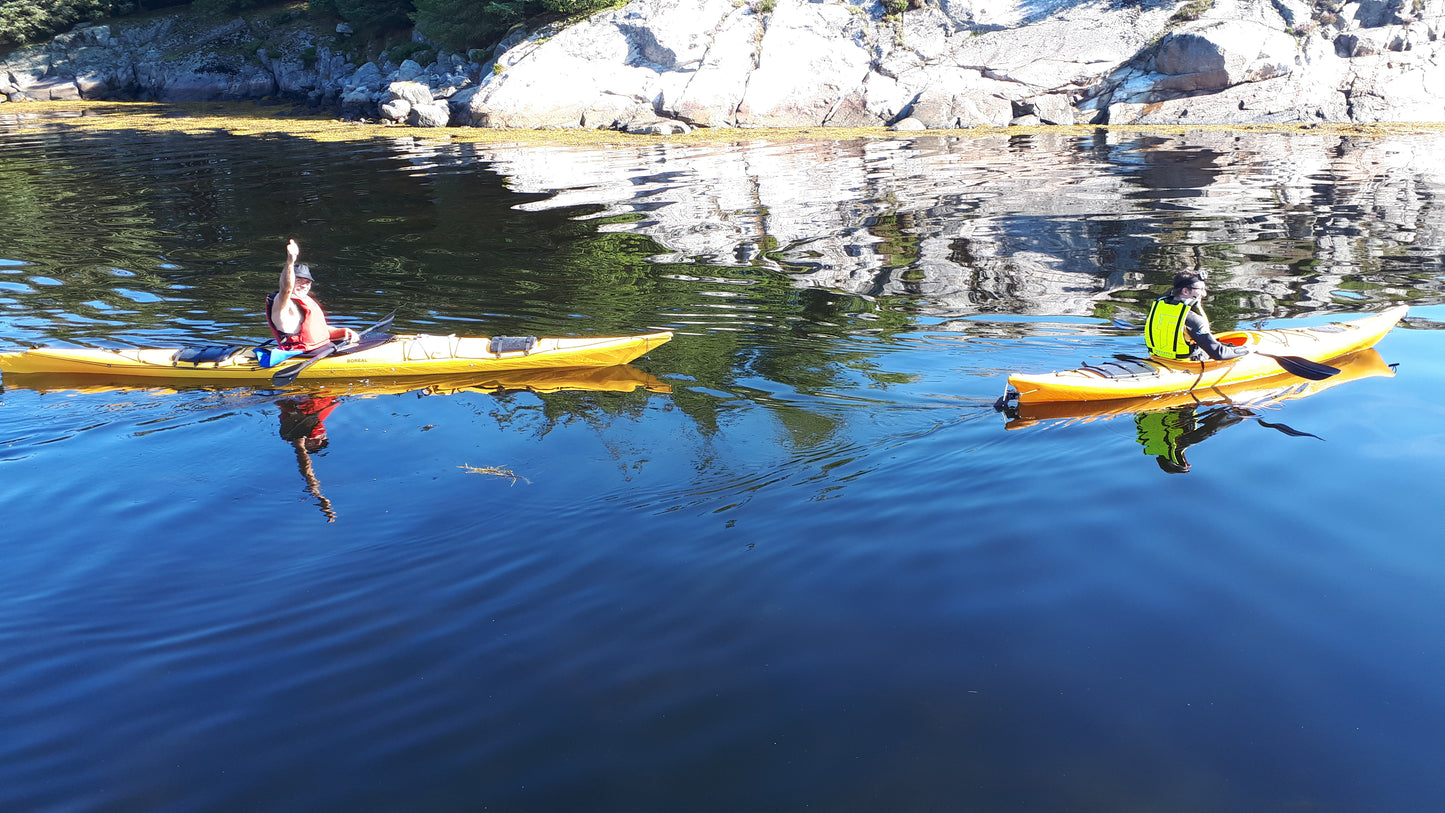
[2,109,1444,812]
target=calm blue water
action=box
[2,109,1444,812]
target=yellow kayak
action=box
[1005,306,1407,405]
[0,330,673,383]
[0,361,672,396]
[1002,348,1395,429]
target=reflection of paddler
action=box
[279,394,339,450]
[1135,404,1248,474]
[278,395,340,521]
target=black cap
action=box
[294,263,314,281]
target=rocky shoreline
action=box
[3,0,1443,129]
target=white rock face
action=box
[458,0,1445,128]
[735,1,878,127]
[8,0,1445,126]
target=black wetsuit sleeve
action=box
[1185,311,1247,360]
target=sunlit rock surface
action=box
[6,0,1445,126]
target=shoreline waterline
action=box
[6,100,1445,145]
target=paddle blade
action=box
[271,343,337,386]
[1258,352,1340,381]
[364,310,396,337]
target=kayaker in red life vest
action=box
[266,239,358,352]
[1144,272,1250,362]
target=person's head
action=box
[293,263,314,293]
[1172,272,1207,300]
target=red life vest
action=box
[266,291,333,352]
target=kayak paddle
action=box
[271,309,397,386]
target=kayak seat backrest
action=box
[1079,355,1160,380]
[173,345,247,364]
[489,336,537,356]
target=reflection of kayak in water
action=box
[1000,348,1395,429]
[0,330,672,383]
[314,364,672,397]
[1003,306,1406,405]
[0,362,670,397]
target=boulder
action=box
[622,118,691,134]
[907,83,1014,128]
[1147,20,1298,95]
[347,61,383,91]
[408,100,451,127]
[340,88,375,116]
[1020,94,1076,126]
[386,80,434,106]
[74,74,111,99]
[379,98,411,121]
[30,76,81,101]
[1335,30,1392,58]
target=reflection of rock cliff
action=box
[413,131,1445,316]
[6,0,1445,127]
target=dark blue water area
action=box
[4,114,1445,811]
[3,308,1443,812]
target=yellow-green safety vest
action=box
[1145,298,1193,360]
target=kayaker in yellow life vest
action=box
[266,239,358,353]
[1144,272,1249,362]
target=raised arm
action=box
[272,239,301,318]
